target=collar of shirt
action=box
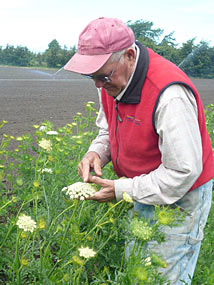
[115,44,140,101]
[114,41,149,104]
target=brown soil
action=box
[0,66,213,137]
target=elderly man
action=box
[64,17,214,284]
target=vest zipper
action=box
[115,100,122,176]
[115,100,122,122]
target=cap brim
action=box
[64,52,112,74]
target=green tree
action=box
[13,46,33,66]
[127,19,163,44]
[59,45,77,66]
[43,39,76,68]
[178,40,214,78]
[155,32,179,64]
[43,39,62,68]
[0,44,33,66]
[177,38,197,68]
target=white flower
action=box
[39,125,47,131]
[145,257,152,266]
[16,214,37,232]
[41,168,53,174]
[62,182,96,200]
[46,131,58,135]
[38,139,52,152]
[78,246,96,259]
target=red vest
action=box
[101,48,214,191]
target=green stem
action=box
[0,199,32,250]
[120,240,128,269]
[83,199,123,241]
[40,204,74,251]
[0,199,12,212]
[63,200,124,257]
[47,259,62,278]
[58,202,79,254]
[76,263,84,285]
[42,185,50,222]
[13,230,21,284]
[21,231,34,257]
[34,151,43,180]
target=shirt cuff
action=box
[114,178,133,201]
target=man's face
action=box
[92,48,136,97]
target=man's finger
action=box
[78,161,90,182]
[93,159,102,177]
[91,176,107,186]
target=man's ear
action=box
[125,48,136,62]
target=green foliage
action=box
[179,41,214,78]
[192,202,214,284]
[42,39,76,68]
[127,19,214,78]
[192,104,214,284]
[0,40,76,69]
[0,102,194,284]
[204,104,214,149]
[0,44,33,66]
[0,98,213,284]
[127,19,163,44]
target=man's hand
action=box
[88,176,115,203]
[78,152,102,183]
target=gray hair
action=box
[109,42,136,63]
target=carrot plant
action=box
[0,103,213,284]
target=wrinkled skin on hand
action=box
[78,152,115,202]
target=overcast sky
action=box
[0,0,213,52]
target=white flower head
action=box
[38,139,52,152]
[39,125,47,132]
[62,182,96,200]
[41,168,53,174]
[78,246,96,259]
[46,131,58,135]
[16,214,37,232]
[144,257,152,266]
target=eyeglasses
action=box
[82,55,123,83]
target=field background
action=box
[0,66,213,137]
[0,66,214,283]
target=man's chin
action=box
[104,87,119,97]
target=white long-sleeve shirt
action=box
[88,53,203,205]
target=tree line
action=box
[0,19,214,78]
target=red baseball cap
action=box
[64,17,135,74]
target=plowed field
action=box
[0,66,213,136]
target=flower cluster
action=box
[38,125,47,131]
[78,246,96,259]
[16,214,37,232]
[47,130,58,135]
[38,138,52,152]
[38,168,53,174]
[62,182,96,200]
[144,257,152,266]
[129,218,153,241]
[37,218,46,230]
